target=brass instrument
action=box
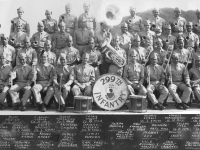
[143,47,152,66]
[164,48,174,72]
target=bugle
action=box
[164,48,174,72]
[143,47,151,66]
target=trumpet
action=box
[143,47,152,66]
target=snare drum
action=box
[74,96,92,113]
[128,95,147,113]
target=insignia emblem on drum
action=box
[93,74,129,111]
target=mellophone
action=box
[74,73,146,113]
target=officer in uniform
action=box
[9,53,32,111]
[0,53,13,110]
[149,8,166,33]
[123,50,147,96]
[54,53,74,112]
[0,35,16,67]
[58,3,78,36]
[32,51,56,112]
[52,20,70,59]
[169,7,187,37]
[107,35,126,76]
[78,3,96,36]
[74,17,93,57]
[9,21,27,53]
[42,10,58,37]
[84,37,102,80]
[72,53,95,96]
[16,37,37,66]
[145,53,169,110]
[167,52,192,110]
[192,9,200,39]
[31,21,51,56]
[10,7,30,37]
[59,36,80,67]
[121,7,144,35]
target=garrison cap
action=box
[83,2,90,9]
[150,52,158,59]
[45,10,52,14]
[174,7,181,12]
[45,40,51,45]
[38,21,44,27]
[60,53,66,59]
[121,22,128,28]
[129,49,138,56]
[129,7,136,12]
[18,53,27,59]
[165,24,171,29]
[152,8,160,12]
[17,7,24,13]
[65,3,71,9]
[186,21,193,26]
[143,20,151,25]
[24,36,30,42]
[172,52,180,59]
[196,9,200,14]
[133,35,141,42]
[82,52,90,58]
[59,20,66,26]
[177,35,184,42]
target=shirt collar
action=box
[42,63,49,67]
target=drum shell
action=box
[128,95,147,113]
[74,97,92,113]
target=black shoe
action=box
[157,103,165,110]
[59,105,66,112]
[153,104,160,110]
[176,103,184,109]
[0,103,4,110]
[41,104,46,112]
[181,103,189,110]
[21,106,26,111]
[13,103,20,110]
[163,102,168,106]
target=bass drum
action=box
[93,73,129,111]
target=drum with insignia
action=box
[74,96,92,113]
[128,95,147,113]
[93,73,129,111]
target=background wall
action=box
[0,0,200,36]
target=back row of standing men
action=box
[1,3,200,112]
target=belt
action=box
[130,80,139,84]
[76,43,89,46]
[150,81,160,84]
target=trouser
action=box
[76,45,89,57]
[66,28,75,37]
[194,85,200,102]
[168,82,192,103]
[108,64,123,76]
[94,67,100,80]
[0,85,9,104]
[127,84,147,96]
[54,86,71,105]
[9,83,32,106]
[72,84,92,96]
[99,54,109,75]
[32,83,54,104]
[54,48,64,60]
[147,82,169,105]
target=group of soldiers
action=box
[1,3,200,112]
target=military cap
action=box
[45,10,52,14]
[79,16,87,22]
[83,2,90,9]
[150,52,158,59]
[186,21,193,26]
[41,51,48,56]
[165,24,171,29]
[133,35,141,42]
[59,20,66,26]
[45,40,51,45]
[17,7,24,13]
[24,36,30,42]
[38,21,44,27]
[155,26,162,32]
[196,9,200,14]
[18,53,27,59]
[113,34,121,40]
[143,20,151,25]
[68,35,73,41]
[129,7,136,12]
[155,38,162,44]
[60,53,66,59]
[65,3,71,9]
[129,49,138,56]
[82,52,90,58]
[172,52,180,59]
[0,53,7,58]
[152,8,160,13]
[174,7,181,12]
[121,22,128,28]
[89,37,95,43]
[177,35,184,42]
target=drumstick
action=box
[59,73,63,111]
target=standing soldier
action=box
[84,37,102,80]
[121,7,143,35]
[53,53,74,112]
[52,20,70,58]
[0,35,16,67]
[58,3,78,36]
[169,7,187,38]
[78,3,96,36]
[9,21,27,53]
[123,50,147,96]
[0,53,13,110]
[145,53,169,110]
[31,22,51,56]
[167,53,192,110]
[72,53,95,96]
[107,35,126,76]
[74,17,93,56]
[42,10,58,37]
[16,37,37,66]
[149,8,166,33]
[9,53,32,111]
[192,10,200,39]
[10,7,30,37]
[32,52,56,112]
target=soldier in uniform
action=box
[192,10,200,39]
[9,21,27,53]
[42,10,58,37]
[58,3,78,36]
[32,51,56,112]
[121,7,143,35]
[31,21,51,56]
[16,37,37,66]
[167,53,192,109]
[149,8,166,33]
[169,7,187,38]
[0,35,16,67]
[145,53,169,110]
[74,17,93,56]
[72,53,95,96]
[84,37,102,80]
[0,53,13,110]
[53,53,74,112]
[52,20,70,59]
[10,7,30,37]
[123,50,147,96]
[9,53,32,111]
[59,36,80,67]
[139,20,156,51]
[78,3,96,36]
[107,35,126,76]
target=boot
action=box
[0,103,4,110]
[59,105,66,112]
[176,103,183,109]
[153,104,160,110]
[181,102,189,110]
[158,102,165,110]
[41,103,46,112]
[13,103,20,110]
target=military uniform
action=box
[174,47,191,64]
[42,18,58,35]
[128,47,147,64]
[149,16,165,32]
[0,44,16,66]
[9,31,27,51]
[161,34,176,51]
[38,51,57,67]
[150,49,167,66]
[192,10,200,39]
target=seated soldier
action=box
[123,50,147,96]
[167,52,192,110]
[0,53,12,110]
[145,53,169,110]
[9,53,32,111]
[53,53,74,112]
[72,53,95,96]
[32,51,56,112]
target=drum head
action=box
[93,73,128,110]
